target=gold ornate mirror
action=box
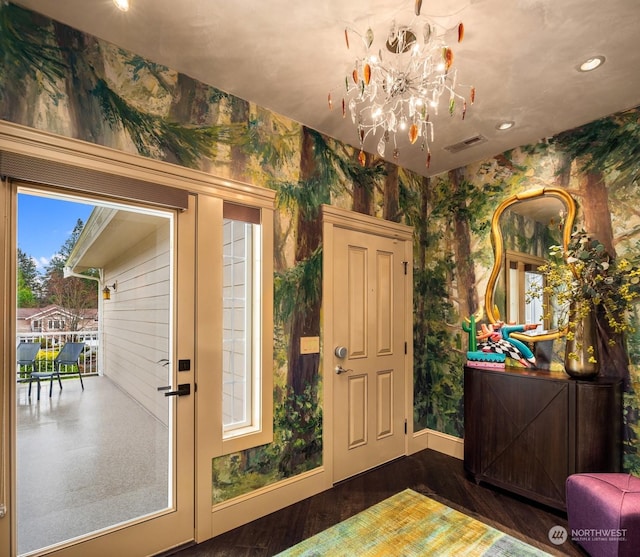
[484,187,576,343]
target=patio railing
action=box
[17,331,99,379]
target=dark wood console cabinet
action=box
[464,365,622,510]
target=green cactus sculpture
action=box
[462,314,477,352]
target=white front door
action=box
[7,186,195,557]
[327,212,412,483]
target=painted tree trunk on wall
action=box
[576,158,629,386]
[229,97,250,182]
[383,162,400,222]
[417,176,430,272]
[414,177,427,347]
[413,175,430,396]
[577,158,616,257]
[52,23,106,145]
[352,151,374,215]
[279,125,324,473]
[555,151,572,187]
[169,73,197,124]
[166,73,200,167]
[273,212,290,273]
[449,168,478,320]
[169,74,220,125]
[1,70,38,128]
[286,126,322,395]
[0,6,66,129]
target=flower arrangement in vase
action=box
[529,228,640,378]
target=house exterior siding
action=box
[102,221,171,425]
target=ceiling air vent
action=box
[444,134,488,154]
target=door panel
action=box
[376,251,393,354]
[377,370,393,438]
[333,227,406,482]
[347,246,367,358]
[347,374,367,449]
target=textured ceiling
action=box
[14,0,640,177]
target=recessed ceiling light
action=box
[578,56,605,72]
[113,0,130,11]
[496,121,515,131]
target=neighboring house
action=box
[17,304,98,334]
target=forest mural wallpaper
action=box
[2,3,640,503]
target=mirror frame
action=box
[484,186,576,342]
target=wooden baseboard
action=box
[409,428,464,460]
[206,467,330,540]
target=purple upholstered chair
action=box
[566,473,640,557]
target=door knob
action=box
[335,365,352,375]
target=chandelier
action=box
[329,2,475,168]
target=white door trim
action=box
[322,205,413,484]
[0,121,269,554]
[0,124,199,556]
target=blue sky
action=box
[18,193,94,273]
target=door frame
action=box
[0,122,198,556]
[0,120,273,555]
[321,205,414,484]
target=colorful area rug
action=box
[276,489,553,556]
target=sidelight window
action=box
[222,218,261,435]
[221,203,266,443]
[202,196,273,458]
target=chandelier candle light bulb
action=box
[329,5,474,168]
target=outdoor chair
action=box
[28,341,85,400]
[17,342,41,383]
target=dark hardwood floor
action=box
[167,449,587,556]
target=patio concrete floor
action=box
[16,376,169,555]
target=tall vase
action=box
[564,301,599,379]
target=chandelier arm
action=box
[441,85,467,102]
[359,126,377,146]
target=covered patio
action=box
[16,375,169,555]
